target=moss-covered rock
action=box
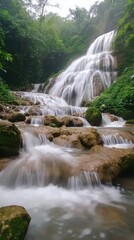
[44,115,64,127]
[7,112,26,122]
[126,119,134,125]
[0,121,22,157]
[0,205,31,240]
[85,107,102,126]
[79,129,102,148]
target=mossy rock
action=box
[79,129,102,148]
[118,153,134,177]
[85,107,102,126]
[7,112,26,122]
[44,115,63,127]
[0,205,31,240]
[126,119,134,125]
[0,121,22,157]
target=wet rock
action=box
[0,120,22,158]
[76,145,134,183]
[85,107,102,126]
[0,205,31,240]
[0,159,10,171]
[79,129,102,148]
[7,112,26,122]
[62,116,83,127]
[44,115,64,127]
[0,104,4,112]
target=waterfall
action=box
[46,31,117,106]
[101,133,134,149]
[0,131,101,188]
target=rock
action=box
[0,159,10,171]
[0,205,31,240]
[85,107,102,126]
[79,129,103,148]
[0,104,4,112]
[7,112,26,122]
[62,116,83,127]
[44,115,64,127]
[75,145,134,183]
[0,121,22,157]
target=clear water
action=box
[0,182,133,240]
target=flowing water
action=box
[46,31,117,106]
[0,31,134,239]
[0,132,134,240]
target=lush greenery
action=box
[114,0,134,72]
[0,78,15,102]
[89,66,134,119]
[0,0,128,89]
[0,0,133,120]
[89,0,134,120]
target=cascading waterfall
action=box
[46,31,117,106]
[101,133,134,149]
[1,31,134,240]
[0,131,101,188]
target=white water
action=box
[102,133,134,149]
[0,130,133,239]
[47,31,117,106]
[102,113,125,127]
[0,133,134,239]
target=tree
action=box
[22,0,59,18]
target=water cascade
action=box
[0,31,134,240]
[101,133,134,149]
[46,31,117,106]
[0,132,101,188]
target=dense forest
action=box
[0,0,134,119]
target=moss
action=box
[118,153,134,176]
[90,66,134,120]
[85,107,102,126]
[0,206,31,240]
[0,122,22,157]
[126,119,134,125]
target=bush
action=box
[0,78,15,103]
[90,66,134,120]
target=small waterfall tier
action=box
[0,131,101,189]
[46,31,117,106]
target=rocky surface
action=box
[74,146,134,183]
[0,205,31,240]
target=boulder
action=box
[62,116,83,127]
[0,205,31,240]
[7,112,26,122]
[75,146,134,183]
[0,121,22,157]
[44,115,64,127]
[85,107,102,126]
[79,129,103,148]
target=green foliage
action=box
[0,79,15,103]
[114,0,134,72]
[90,66,134,120]
[0,0,129,88]
[85,107,102,126]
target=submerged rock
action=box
[0,121,22,158]
[0,205,31,240]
